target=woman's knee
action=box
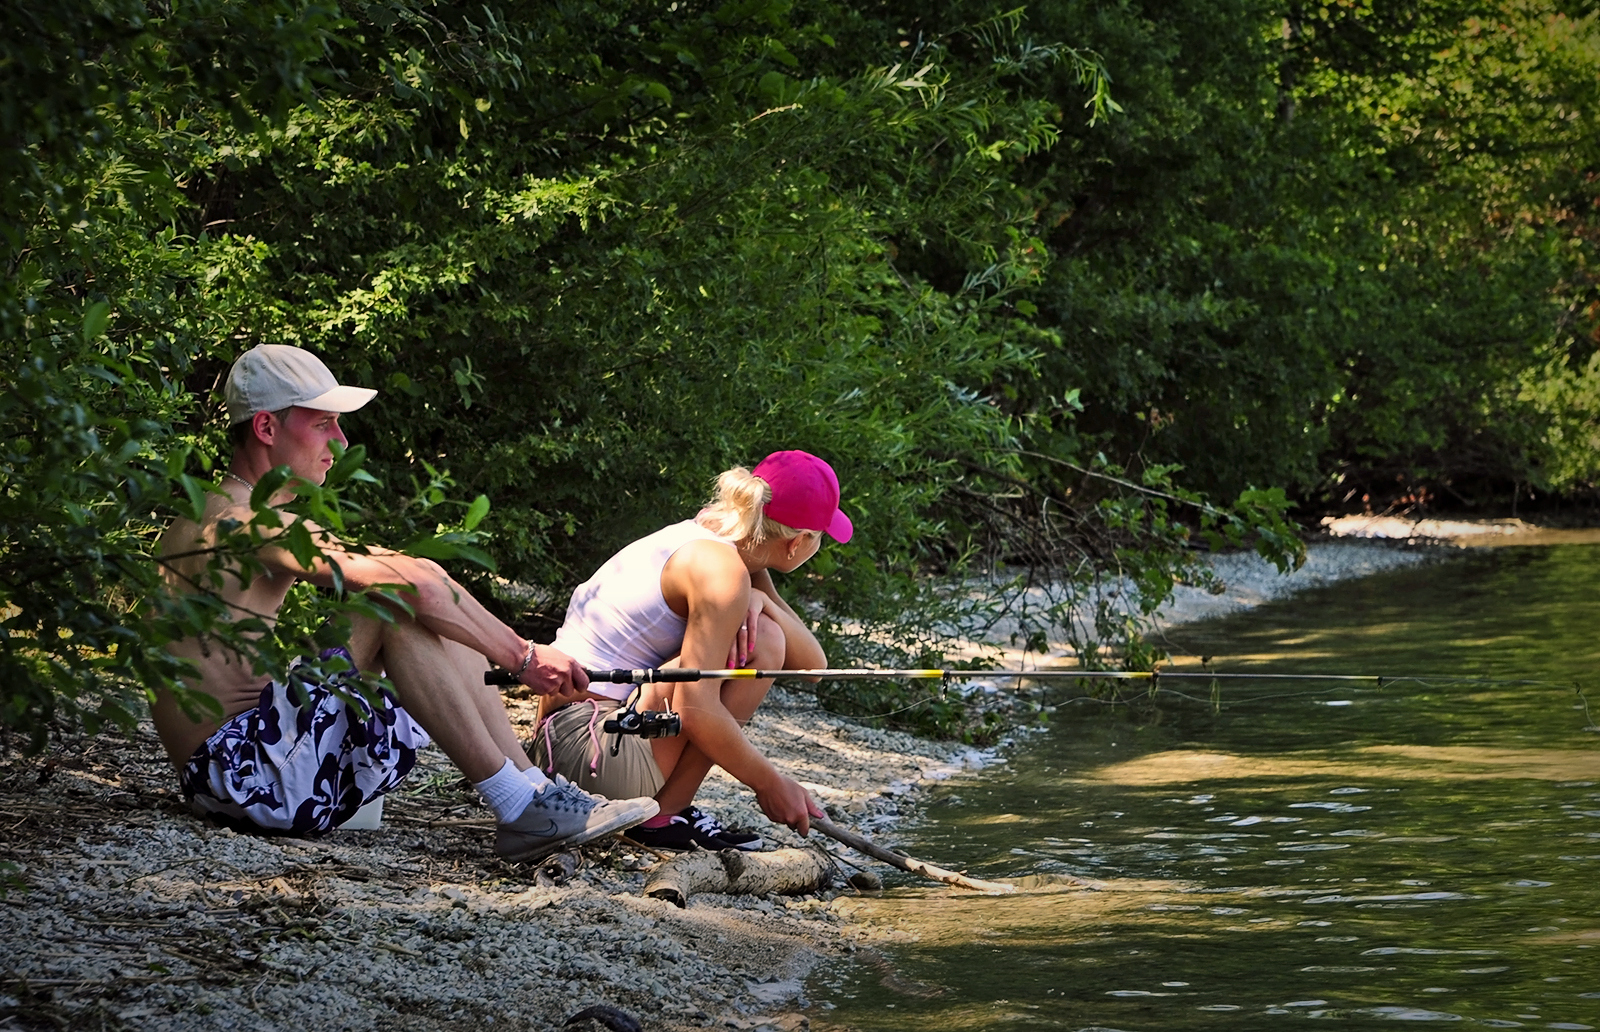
[751,613,787,669]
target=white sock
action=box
[474,758,536,822]
[523,765,552,791]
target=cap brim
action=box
[301,385,378,413]
[827,508,854,544]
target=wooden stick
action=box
[809,817,1016,894]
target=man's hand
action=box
[754,772,824,836]
[518,643,590,698]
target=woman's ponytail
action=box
[698,466,802,544]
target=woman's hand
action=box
[726,589,770,668]
[754,772,825,835]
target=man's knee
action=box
[345,613,388,671]
[368,617,484,678]
[349,606,428,664]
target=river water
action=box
[810,545,1600,1030]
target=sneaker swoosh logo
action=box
[516,818,561,838]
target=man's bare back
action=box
[151,485,301,770]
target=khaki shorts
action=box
[528,697,665,801]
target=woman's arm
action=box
[748,567,826,672]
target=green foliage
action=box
[999,0,1600,507]
[0,0,510,744]
[6,0,1595,747]
[811,678,1011,745]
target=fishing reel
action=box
[588,670,682,740]
[483,663,684,741]
[603,703,681,740]
[603,694,680,757]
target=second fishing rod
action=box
[485,664,1570,740]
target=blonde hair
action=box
[698,466,805,544]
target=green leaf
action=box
[82,301,111,343]
[463,494,490,531]
[401,537,460,560]
[283,521,320,572]
[325,442,368,489]
[401,534,496,571]
[177,473,209,521]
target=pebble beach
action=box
[0,677,985,1032]
[0,532,1470,1031]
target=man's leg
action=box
[347,613,515,783]
[347,612,658,860]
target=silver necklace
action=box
[223,471,255,492]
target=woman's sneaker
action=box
[684,806,763,851]
[495,776,659,863]
[624,806,763,851]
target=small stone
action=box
[846,870,883,891]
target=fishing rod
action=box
[486,666,1564,688]
[486,665,1587,736]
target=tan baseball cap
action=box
[225,345,377,424]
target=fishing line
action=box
[1018,675,1591,711]
[485,665,1592,723]
[862,679,1596,725]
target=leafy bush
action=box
[10,0,1589,748]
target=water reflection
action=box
[1091,746,1600,784]
[810,547,1600,1031]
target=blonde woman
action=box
[531,451,851,850]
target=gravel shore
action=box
[0,535,1467,1032]
[0,686,985,1032]
[1150,534,1437,628]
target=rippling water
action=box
[810,545,1600,1030]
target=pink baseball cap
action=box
[752,451,853,543]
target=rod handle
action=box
[586,667,706,683]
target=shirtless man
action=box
[154,344,656,859]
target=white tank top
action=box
[552,519,736,700]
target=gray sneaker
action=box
[495,776,659,862]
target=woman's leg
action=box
[648,614,785,814]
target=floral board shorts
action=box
[180,648,430,835]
